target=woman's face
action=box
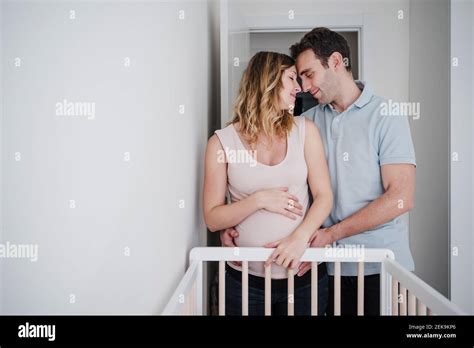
[278,66,301,111]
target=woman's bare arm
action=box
[203,134,260,232]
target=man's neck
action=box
[330,79,362,113]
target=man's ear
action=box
[329,51,344,71]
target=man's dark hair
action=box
[290,27,352,72]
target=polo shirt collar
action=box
[323,80,373,111]
[353,80,373,108]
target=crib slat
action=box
[287,269,294,316]
[357,262,364,316]
[242,261,249,316]
[417,300,427,315]
[190,281,196,315]
[399,286,407,315]
[392,278,399,315]
[265,264,271,316]
[334,262,341,316]
[311,262,318,316]
[182,295,188,315]
[184,293,189,315]
[427,307,433,316]
[219,261,225,316]
[408,291,416,315]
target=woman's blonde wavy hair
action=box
[227,51,296,149]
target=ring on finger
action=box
[287,199,295,210]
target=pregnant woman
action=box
[203,52,333,315]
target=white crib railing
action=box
[162,247,464,316]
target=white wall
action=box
[450,0,473,313]
[409,0,450,297]
[1,0,213,314]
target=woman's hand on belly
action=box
[263,228,312,270]
[255,187,304,220]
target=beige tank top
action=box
[214,116,309,279]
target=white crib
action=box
[162,247,464,316]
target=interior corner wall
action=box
[408,0,450,297]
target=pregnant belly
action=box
[235,209,304,247]
[233,209,306,278]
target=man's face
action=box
[296,49,337,105]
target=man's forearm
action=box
[329,188,413,242]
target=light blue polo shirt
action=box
[303,81,416,276]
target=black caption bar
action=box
[0,315,473,345]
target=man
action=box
[221,27,416,316]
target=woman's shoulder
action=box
[291,116,308,135]
[292,116,320,147]
[216,121,237,132]
[211,122,237,149]
[293,115,313,126]
[292,115,308,128]
[294,115,318,132]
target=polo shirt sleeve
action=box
[377,111,417,167]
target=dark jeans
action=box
[327,274,380,316]
[224,263,328,316]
